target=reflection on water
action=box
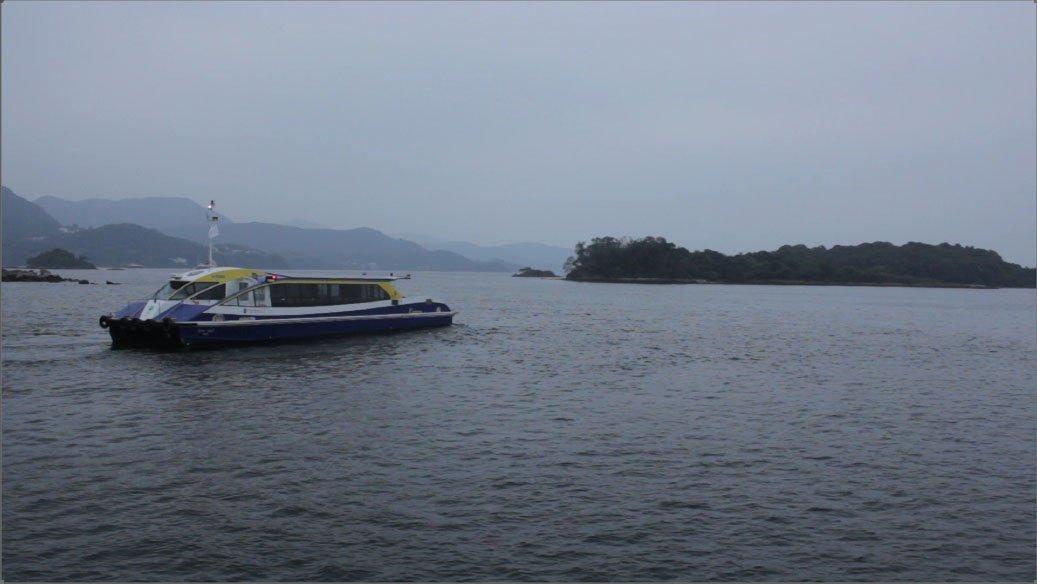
[3,270,1035,580]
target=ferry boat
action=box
[99,267,455,349]
[97,201,455,348]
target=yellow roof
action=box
[175,267,268,283]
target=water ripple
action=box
[3,272,1035,580]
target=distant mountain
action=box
[34,195,232,231]
[3,223,286,268]
[8,189,518,271]
[283,218,333,229]
[164,222,518,271]
[399,233,572,272]
[1,186,62,240]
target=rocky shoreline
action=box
[2,268,91,284]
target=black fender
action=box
[161,317,175,339]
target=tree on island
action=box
[26,248,96,269]
[564,236,1036,288]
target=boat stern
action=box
[100,300,215,349]
[100,314,184,349]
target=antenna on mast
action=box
[207,200,219,267]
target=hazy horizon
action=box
[3,2,1034,263]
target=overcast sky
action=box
[3,1,1034,263]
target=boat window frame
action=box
[149,280,190,300]
[216,281,395,307]
[269,281,391,307]
[170,281,226,301]
[187,282,228,301]
[217,282,272,307]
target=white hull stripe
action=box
[179,311,458,327]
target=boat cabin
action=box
[150,267,269,302]
[223,280,400,307]
[148,267,403,306]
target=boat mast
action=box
[207,200,219,267]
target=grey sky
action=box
[3,1,1034,264]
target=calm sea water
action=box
[2,269,1035,581]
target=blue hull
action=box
[178,313,454,346]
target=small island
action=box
[513,267,558,278]
[26,248,96,269]
[564,237,1036,288]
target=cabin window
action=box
[232,291,254,307]
[168,282,226,301]
[192,283,226,301]
[150,280,188,299]
[270,283,390,307]
[254,286,269,306]
[226,285,270,307]
[336,284,390,303]
[169,282,210,300]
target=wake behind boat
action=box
[97,201,455,348]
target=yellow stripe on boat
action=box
[190,268,269,282]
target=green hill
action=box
[1,186,62,241]
[6,187,518,271]
[0,188,280,268]
[4,222,287,268]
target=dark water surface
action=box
[3,270,1035,581]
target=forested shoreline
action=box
[564,237,1036,288]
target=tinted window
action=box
[254,286,268,306]
[170,282,226,301]
[170,282,207,300]
[151,280,189,299]
[193,283,226,300]
[270,283,389,307]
